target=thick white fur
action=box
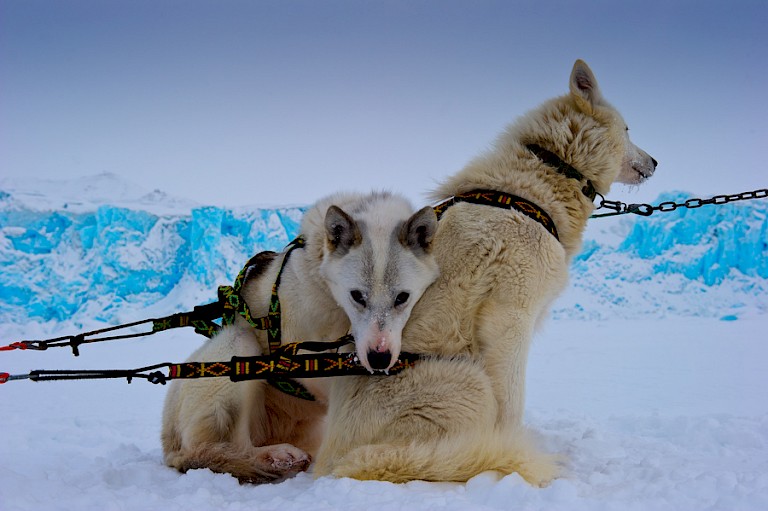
[161,191,438,483]
[314,60,656,485]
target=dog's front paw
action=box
[515,452,565,488]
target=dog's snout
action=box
[366,350,392,371]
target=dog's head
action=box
[320,197,439,373]
[567,59,657,189]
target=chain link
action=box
[591,189,768,218]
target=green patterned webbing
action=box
[219,236,305,340]
[261,237,307,397]
[151,302,223,338]
[266,236,306,354]
[219,285,270,330]
[212,236,309,399]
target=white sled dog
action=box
[161,191,439,483]
[315,60,657,484]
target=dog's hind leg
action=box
[315,357,503,480]
[330,431,560,486]
[474,249,567,431]
[475,303,534,429]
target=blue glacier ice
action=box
[0,193,304,324]
[616,192,768,285]
[0,187,766,324]
[560,191,768,319]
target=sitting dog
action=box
[314,60,657,485]
[161,191,439,483]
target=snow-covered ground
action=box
[2,317,766,511]
[1,176,767,510]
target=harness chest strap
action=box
[433,189,560,241]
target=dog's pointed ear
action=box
[400,206,438,255]
[570,59,603,112]
[325,205,362,254]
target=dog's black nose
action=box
[367,350,392,371]
[651,157,658,168]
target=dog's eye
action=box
[350,290,367,308]
[394,292,410,307]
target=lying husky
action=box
[161,191,438,483]
[314,60,657,484]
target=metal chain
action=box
[591,188,768,218]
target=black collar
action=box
[526,144,596,201]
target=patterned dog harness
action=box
[218,237,322,399]
[433,189,560,241]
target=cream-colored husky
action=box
[161,191,438,483]
[314,60,657,485]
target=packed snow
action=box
[1,177,767,510]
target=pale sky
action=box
[1,0,766,208]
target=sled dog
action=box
[161,191,439,483]
[315,60,657,484]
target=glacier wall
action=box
[617,192,768,285]
[1,189,766,324]
[557,191,768,319]
[0,197,304,324]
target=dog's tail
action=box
[327,428,561,487]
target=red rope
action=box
[0,342,29,351]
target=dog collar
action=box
[526,144,597,201]
[433,190,559,241]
